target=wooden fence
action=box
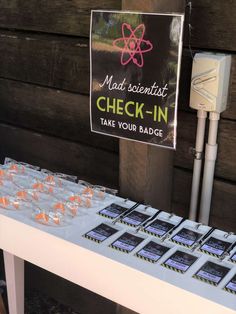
[0,0,235,312]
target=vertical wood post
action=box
[119,0,186,211]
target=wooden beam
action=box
[0,30,236,119]
[0,0,121,37]
[0,78,118,153]
[119,0,185,211]
[183,0,236,51]
[122,0,185,13]
[0,31,89,93]
[1,82,235,183]
[0,1,236,51]
[174,112,236,182]
[172,168,236,232]
[0,123,119,188]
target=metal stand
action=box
[199,112,220,224]
[189,110,207,221]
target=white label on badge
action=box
[113,240,134,251]
[165,259,189,271]
[86,231,107,241]
[201,244,224,256]
[172,234,195,246]
[231,254,236,261]
[100,208,119,218]
[138,249,161,261]
[197,270,221,283]
[226,281,236,291]
[122,217,141,226]
[145,225,166,236]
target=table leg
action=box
[3,251,24,314]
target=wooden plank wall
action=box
[0,0,235,228]
[0,1,121,189]
[173,1,236,231]
[0,1,122,313]
[0,0,235,311]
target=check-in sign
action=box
[90,11,184,149]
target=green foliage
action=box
[94,13,143,41]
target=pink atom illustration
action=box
[113,23,153,68]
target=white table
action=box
[0,199,236,314]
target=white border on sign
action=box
[89,10,185,150]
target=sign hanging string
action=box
[186,1,194,60]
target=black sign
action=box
[90,11,184,149]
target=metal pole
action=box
[199,111,220,225]
[189,109,207,221]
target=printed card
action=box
[110,232,144,253]
[193,261,230,286]
[98,203,128,219]
[230,253,236,264]
[162,250,198,273]
[121,210,151,227]
[136,241,170,263]
[200,237,231,257]
[144,219,175,237]
[84,223,118,243]
[224,274,236,294]
[171,228,202,247]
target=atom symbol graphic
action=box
[113,23,153,68]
